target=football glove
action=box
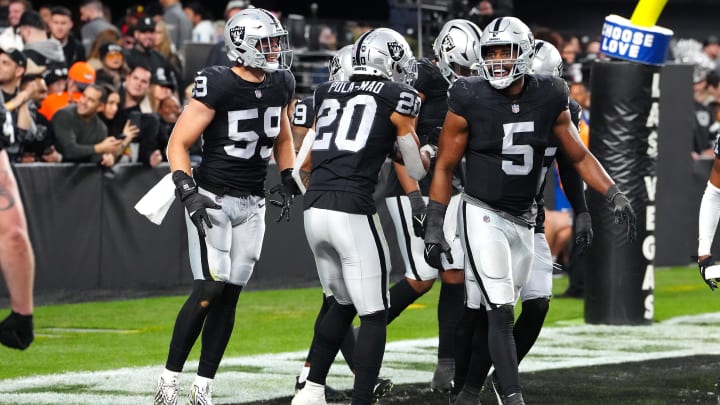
[574,211,593,255]
[424,200,453,270]
[407,190,426,238]
[172,170,221,238]
[697,255,719,291]
[268,168,301,222]
[606,184,637,243]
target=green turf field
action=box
[0,265,713,381]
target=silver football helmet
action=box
[351,28,417,85]
[328,44,354,81]
[224,8,292,72]
[433,19,483,83]
[530,40,563,77]
[478,17,534,89]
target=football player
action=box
[697,135,720,289]
[450,39,595,404]
[0,93,35,351]
[154,8,299,405]
[292,44,362,403]
[292,28,428,405]
[377,18,482,392]
[425,17,636,405]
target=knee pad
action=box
[359,309,388,326]
[522,297,549,317]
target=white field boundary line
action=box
[1,312,720,404]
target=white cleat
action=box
[292,386,328,405]
[154,376,180,405]
[186,381,213,405]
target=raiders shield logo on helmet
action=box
[441,34,455,52]
[387,41,404,61]
[230,26,245,46]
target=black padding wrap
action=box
[172,170,197,201]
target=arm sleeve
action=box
[52,109,97,161]
[698,180,720,256]
[556,151,588,214]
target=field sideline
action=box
[0,266,717,404]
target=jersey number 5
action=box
[501,121,535,175]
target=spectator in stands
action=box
[49,7,85,67]
[38,61,95,121]
[692,69,719,160]
[125,17,178,99]
[149,73,175,112]
[204,0,251,68]
[37,3,51,28]
[97,84,140,163]
[467,0,514,29]
[0,48,35,162]
[95,42,128,89]
[79,0,120,54]
[156,94,183,160]
[18,10,65,67]
[153,20,182,82]
[17,71,61,162]
[86,28,121,70]
[118,4,145,37]
[159,0,192,51]
[569,81,590,145]
[116,64,162,167]
[52,84,122,165]
[0,91,35,351]
[183,2,216,43]
[703,35,720,75]
[0,0,28,51]
[42,63,68,94]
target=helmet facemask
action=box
[477,17,534,89]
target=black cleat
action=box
[501,392,525,405]
[295,376,347,402]
[372,378,393,403]
[0,311,33,350]
[431,358,455,392]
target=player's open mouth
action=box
[491,68,508,77]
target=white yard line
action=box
[1,313,719,404]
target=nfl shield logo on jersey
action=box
[511,104,520,114]
[255,89,262,98]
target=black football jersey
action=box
[415,58,449,145]
[379,59,450,198]
[192,66,295,194]
[292,96,314,129]
[450,74,568,218]
[304,79,421,214]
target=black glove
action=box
[606,184,637,243]
[268,168,301,222]
[574,211,593,255]
[697,255,719,291]
[407,190,426,238]
[424,200,453,270]
[172,170,221,238]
